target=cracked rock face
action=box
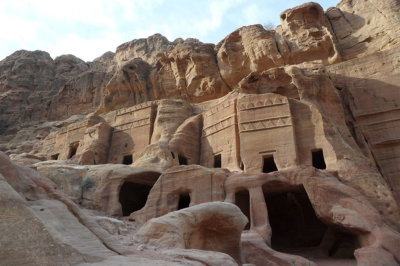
[276,2,341,65]
[149,39,230,103]
[326,0,400,60]
[217,24,285,89]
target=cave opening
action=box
[68,142,79,159]
[263,186,359,260]
[214,154,222,168]
[262,155,278,173]
[235,190,250,230]
[178,154,188,165]
[51,153,59,160]
[119,182,152,216]
[312,149,326,169]
[122,154,133,165]
[178,192,191,210]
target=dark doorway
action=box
[263,186,359,259]
[312,149,326,169]
[214,154,222,168]
[264,187,327,251]
[262,155,278,173]
[178,192,191,210]
[235,190,250,230]
[68,142,79,159]
[178,154,188,165]
[122,154,133,165]
[51,153,59,160]
[119,182,152,216]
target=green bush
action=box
[80,177,94,200]
[81,177,94,190]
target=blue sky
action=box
[0,0,338,62]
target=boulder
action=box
[241,232,317,266]
[276,2,340,65]
[100,58,152,113]
[217,24,284,89]
[136,202,248,264]
[149,38,230,103]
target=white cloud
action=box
[0,14,40,44]
[24,0,117,28]
[242,4,264,26]
[197,0,243,37]
[46,32,125,61]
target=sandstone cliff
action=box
[1,0,400,265]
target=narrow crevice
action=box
[149,103,157,143]
[213,49,234,92]
[325,12,344,59]
[197,115,203,165]
[336,86,370,158]
[274,33,283,58]
[105,127,114,162]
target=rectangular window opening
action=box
[122,154,133,165]
[178,192,191,210]
[312,149,326,169]
[214,154,222,168]
[262,155,278,173]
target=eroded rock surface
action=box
[326,0,400,60]
[2,0,400,265]
[217,24,284,89]
[276,2,340,65]
[136,202,247,264]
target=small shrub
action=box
[80,177,94,201]
[81,177,94,190]
[263,22,275,31]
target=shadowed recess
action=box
[119,182,152,216]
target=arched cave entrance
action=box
[263,185,359,260]
[178,154,188,165]
[235,190,250,230]
[119,182,153,216]
[68,142,79,159]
